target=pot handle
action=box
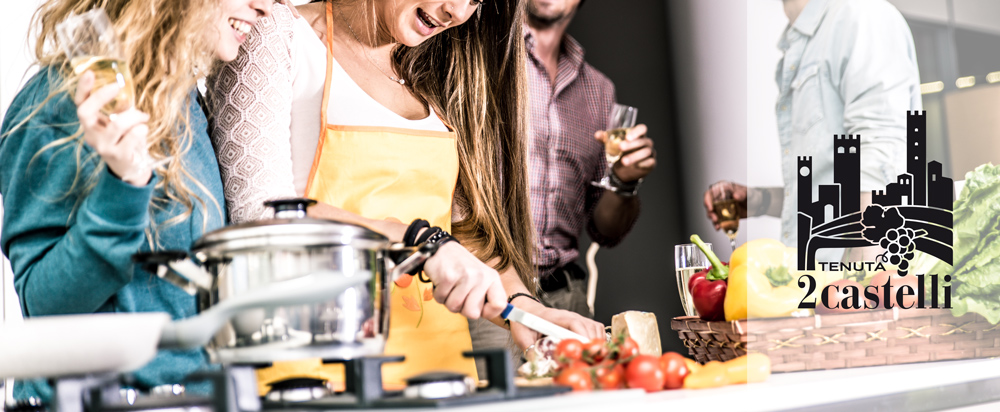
[388,242,439,281]
[158,272,367,350]
[132,251,214,295]
[264,198,317,219]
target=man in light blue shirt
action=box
[706,0,920,264]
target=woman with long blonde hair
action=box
[209,0,604,387]
[0,0,271,401]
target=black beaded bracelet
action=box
[416,226,458,247]
[504,293,541,329]
[404,219,430,247]
[507,292,540,305]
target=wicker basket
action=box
[671,308,1000,372]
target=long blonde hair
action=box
[392,1,537,290]
[19,0,221,230]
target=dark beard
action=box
[527,3,570,28]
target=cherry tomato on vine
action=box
[659,352,690,390]
[582,338,608,364]
[555,338,584,364]
[625,355,666,392]
[555,366,593,392]
[616,337,640,361]
[594,362,625,390]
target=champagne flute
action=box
[592,104,638,190]
[56,9,171,177]
[710,182,741,251]
[674,243,712,317]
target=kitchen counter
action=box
[424,358,1000,412]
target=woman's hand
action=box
[74,71,151,186]
[422,242,508,320]
[509,305,606,350]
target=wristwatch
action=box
[608,172,643,197]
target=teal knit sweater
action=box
[0,67,226,400]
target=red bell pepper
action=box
[688,235,730,321]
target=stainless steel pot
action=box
[133,198,436,364]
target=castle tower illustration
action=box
[798,156,813,216]
[908,111,927,206]
[834,135,860,214]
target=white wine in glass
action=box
[604,128,628,163]
[713,198,740,250]
[70,55,134,115]
[710,182,741,251]
[593,104,638,190]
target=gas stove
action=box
[6,349,568,412]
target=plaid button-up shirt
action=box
[525,30,631,278]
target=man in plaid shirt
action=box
[467,0,656,376]
[523,0,657,316]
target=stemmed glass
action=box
[56,9,171,177]
[592,104,639,190]
[710,181,740,251]
[674,243,712,317]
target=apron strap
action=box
[305,2,338,196]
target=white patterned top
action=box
[207,4,448,224]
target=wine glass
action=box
[56,9,171,178]
[710,182,740,251]
[56,8,134,115]
[592,104,638,190]
[674,243,712,317]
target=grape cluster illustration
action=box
[861,205,925,276]
[878,227,917,274]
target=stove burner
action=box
[5,397,45,412]
[31,349,569,412]
[264,379,330,403]
[402,372,475,400]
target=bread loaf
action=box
[611,311,662,356]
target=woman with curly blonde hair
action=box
[0,0,270,401]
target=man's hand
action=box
[703,181,748,231]
[275,0,301,18]
[595,124,655,182]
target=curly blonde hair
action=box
[14,0,223,235]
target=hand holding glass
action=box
[56,9,171,178]
[710,182,740,251]
[592,104,638,190]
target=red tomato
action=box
[555,338,584,364]
[625,355,666,392]
[561,360,589,371]
[616,337,640,361]
[658,352,690,390]
[869,270,920,309]
[583,338,608,364]
[816,279,866,314]
[554,367,593,392]
[594,362,625,390]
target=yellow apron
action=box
[254,2,477,394]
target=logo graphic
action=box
[797,111,954,275]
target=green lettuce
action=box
[909,163,1000,323]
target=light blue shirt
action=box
[775,0,921,261]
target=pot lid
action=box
[192,199,388,257]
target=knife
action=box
[501,303,589,342]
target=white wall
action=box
[670,0,750,260]
[1,1,42,325]
[1,0,40,404]
[746,0,788,242]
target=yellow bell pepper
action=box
[725,239,808,320]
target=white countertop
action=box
[427,358,1000,412]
